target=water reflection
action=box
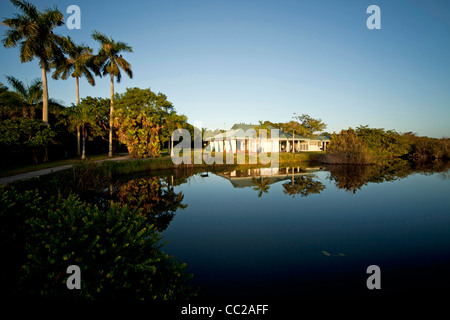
[114,176,187,232]
[282,175,325,197]
[217,166,326,197]
[326,160,450,194]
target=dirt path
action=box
[0,155,130,186]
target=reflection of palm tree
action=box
[282,175,325,197]
[252,177,271,197]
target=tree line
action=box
[1,0,190,166]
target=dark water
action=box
[154,164,450,300]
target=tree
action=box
[70,97,108,160]
[4,75,42,118]
[282,120,307,153]
[293,113,327,136]
[92,30,133,157]
[0,117,56,164]
[323,128,373,164]
[166,113,188,156]
[115,87,187,158]
[52,36,97,156]
[2,0,65,124]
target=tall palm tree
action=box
[2,0,65,124]
[92,30,133,157]
[52,36,97,155]
[5,75,42,118]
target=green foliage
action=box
[408,136,450,160]
[293,114,327,136]
[0,118,56,163]
[355,125,411,158]
[114,87,188,158]
[51,36,97,86]
[91,30,133,82]
[324,128,373,164]
[0,187,195,300]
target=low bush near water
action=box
[0,187,196,300]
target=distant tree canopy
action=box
[261,114,327,137]
[355,125,411,158]
[325,126,450,163]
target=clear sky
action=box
[1,0,449,137]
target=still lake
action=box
[144,163,450,300]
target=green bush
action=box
[323,129,373,164]
[0,188,195,300]
[355,125,411,158]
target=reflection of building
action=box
[216,166,324,189]
[204,123,330,153]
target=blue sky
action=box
[1,0,449,137]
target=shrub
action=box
[322,128,373,164]
[0,188,195,300]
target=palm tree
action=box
[5,75,42,118]
[2,0,65,124]
[69,99,102,160]
[252,177,271,197]
[92,30,133,157]
[52,36,97,155]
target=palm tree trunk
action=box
[41,67,49,124]
[77,126,81,156]
[82,126,86,160]
[76,77,81,156]
[109,72,114,158]
[76,77,80,105]
[41,66,49,162]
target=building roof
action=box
[204,123,330,141]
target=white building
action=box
[204,123,330,153]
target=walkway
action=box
[0,155,130,186]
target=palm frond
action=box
[115,56,133,79]
[5,75,27,98]
[9,0,39,20]
[92,30,109,45]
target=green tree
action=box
[293,113,327,136]
[323,128,373,164]
[4,75,42,118]
[71,97,108,160]
[52,36,98,156]
[115,87,187,158]
[2,0,65,124]
[92,30,133,157]
[0,117,56,164]
[282,119,308,153]
[355,125,411,158]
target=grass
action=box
[1,149,324,180]
[0,153,127,178]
